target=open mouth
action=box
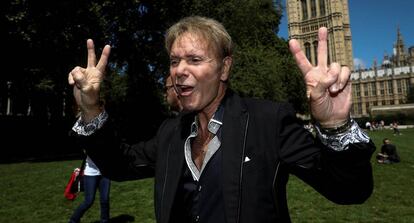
[176,84,194,96]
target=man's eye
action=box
[189,57,202,64]
[170,59,179,66]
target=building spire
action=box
[393,25,407,66]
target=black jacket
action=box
[76,90,375,223]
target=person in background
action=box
[69,154,111,223]
[391,121,401,135]
[377,138,400,164]
[68,16,375,223]
[165,75,183,115]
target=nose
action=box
[175,59,189,78]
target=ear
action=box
[220,56,233,82]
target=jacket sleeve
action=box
[276,103,375,204]
[71,117,171,182]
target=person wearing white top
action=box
[69,156,111,223]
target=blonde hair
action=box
[165,16,233,60]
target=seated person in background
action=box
[377,138,400,164]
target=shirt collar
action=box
[190,105,224,135]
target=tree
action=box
[3,0,308,140]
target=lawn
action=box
[0,129,413,223]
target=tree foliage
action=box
[2,0,308,141]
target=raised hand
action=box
[289,27,351,127]
[68,39,111,122]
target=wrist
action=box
[81,107,104,123]
[316,118,353,135]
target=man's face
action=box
[169,33,229,112]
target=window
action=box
[380,81,385,95]
[319,0,326,16]
[305,42,311,62]
[390,100,394,105]
[352,103,358,114]
[313,41,318,65]
[310,0,317,17]
[365,102,370,111]
[371,83,376,96]
[388,80,393,94]
[397,80,402,93]
[364,83,368,96]
[373,101,378,106]
[355,84,361,96]
[301,0,308,20]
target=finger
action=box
[87,39,97,68]
[317,27,328,68]
[327,63,341,93]
[71,67,87,88]
[289,39,313,75]
[96,45,111,72]
[337,66,351,91]
[68,71,74,85]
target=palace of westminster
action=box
[286,0,414,118]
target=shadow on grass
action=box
[91,214,135,223]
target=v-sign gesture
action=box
[68,39,111,122]
[289,27,351,127]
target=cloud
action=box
[353,58,366,70]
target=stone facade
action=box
[350,28,414,118]
[286,0,353,68]
[351,66,414,117]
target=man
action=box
[68,16,375,223]
[377,138,400,164]
[165,75,183,115]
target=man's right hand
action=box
[68,39,111,122]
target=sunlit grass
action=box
[0,129,413,222]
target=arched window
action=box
[301,0,308,20]
[310,0,317,17]
[319,0,326,16]
[313,41,318,65]
[305,42,311,62]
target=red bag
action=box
[64,168,83,200]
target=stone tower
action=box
[392,26,409,66]
[286,0,354,68]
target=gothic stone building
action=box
[286,0,353,68]
[350,28,414,118]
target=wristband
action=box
[317,118,353,135]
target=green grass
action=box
[288,128,414,223]
[0,129,413,222]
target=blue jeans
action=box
[69,175,110,223]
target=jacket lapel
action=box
[160,115,191,223]
[221,92,249,223]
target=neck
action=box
[197,85,226,131]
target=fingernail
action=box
[331,84,338,92]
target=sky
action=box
[277,0,414,70]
